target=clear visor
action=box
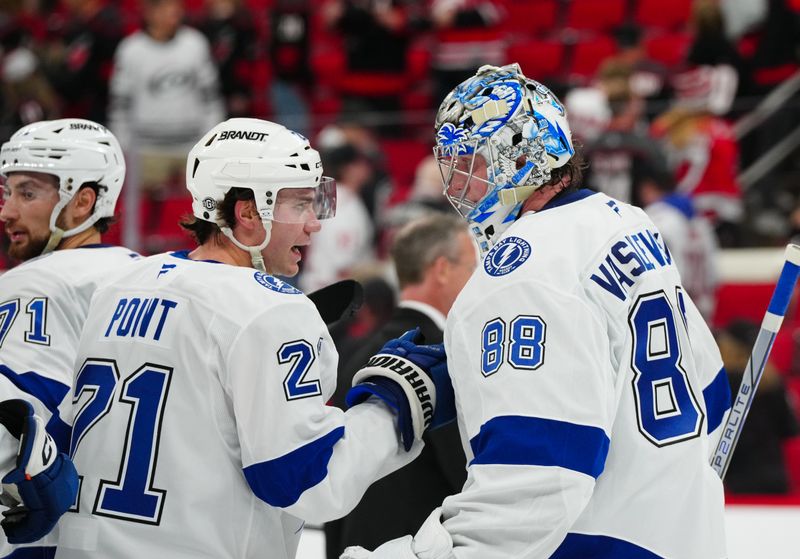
[272,177,337,223]
[435,143,493,218]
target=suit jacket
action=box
[325,306,467,557]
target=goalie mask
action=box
[434,63,574,255]
[0,118,125,255]
[187,118,336,272]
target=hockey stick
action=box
[710,243,800,479]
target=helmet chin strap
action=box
[42,195,101,255]
[221,220,273,273]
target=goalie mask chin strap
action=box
[498,175,573,207]
[498,185,536,206]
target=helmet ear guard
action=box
[0,118,126,254]
[434,63,575,255]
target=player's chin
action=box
[279,253,301,277]
[8,238,41,261]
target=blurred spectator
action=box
[269,0,313,137]
[563,86,612,145]
[317,120,394,228]
[734,0,800,228]
[108,0,224,250]
[197,0,257,118]
[0,22,60,142]
[408,154,449,212]
[639,163,719,321]
[109,0,224,152]
[745,0,800,94]
[382,154,453,252]
[718,319,799,494]
[40,0,125,124]
[429,0,505,106]
[567,63,668,207]
[686,0,749,104]
[720,0,768,40]
[651,68,744,247]
[325,213,474,557]
[610,23,672,117]
[299,142,376,292]
[323,0,408,72]
[322,0,410,131]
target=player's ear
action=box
[67,186,97,225]
[234,199,259,230]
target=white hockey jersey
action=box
[55,251,419,559]
[108,26,224,149]
[0,245,140,447]
[438,190,730,558]
[0,245,139,557]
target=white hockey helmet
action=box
[0,118,125,253]
[434,63,574,255]
[186,118,336,271]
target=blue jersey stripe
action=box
[244,426,344,508]
[45,413,72,454]
[2,547,56,558]
[703,367,731,433]
[469,415,610,479]
[551,533,664,559]
[0,365,70,413]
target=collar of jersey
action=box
[169,250,223,264]
[539,188,597,213]
[78,243,115,249]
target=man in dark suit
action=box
[326,213,477,558]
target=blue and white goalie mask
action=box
[435,63,574,254]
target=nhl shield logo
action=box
[484,236,531,277]
[254,272,302,294]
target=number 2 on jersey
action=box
[629,291,703,446]
[279,340,321,400]
[71,359,173,524]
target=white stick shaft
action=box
[710,243,800,478]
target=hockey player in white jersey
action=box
[640,170,719,322]
[0,118,139,553]
[56,118,452,559]
[342,64,731,559]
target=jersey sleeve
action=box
[437,280,614,558]
[223,300,421,524]
[0,275,78,452]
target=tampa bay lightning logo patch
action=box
[484,237,531,276]
[253,272,301,294]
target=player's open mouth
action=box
[7,230,25,243]
[291,246,302,258]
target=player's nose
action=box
[304,215,322,234]
[0,198,17,222]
